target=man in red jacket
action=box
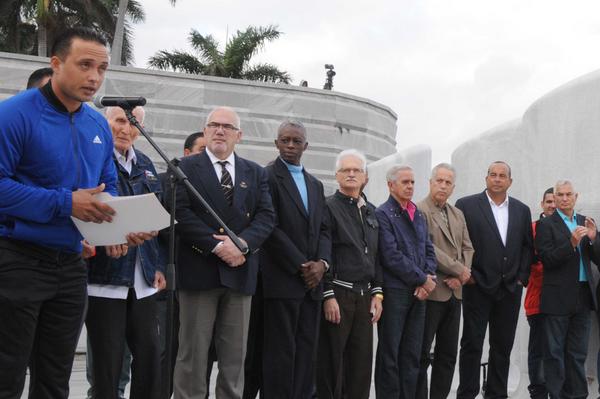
[524,187,555,398]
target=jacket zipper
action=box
[70,114,81,189]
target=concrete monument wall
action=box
[0,52,398,195]
[452,69,600,397]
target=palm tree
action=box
[148,25,291,84]
[0,0,145,64]
[0,0,37,54]
[111,0,176,65]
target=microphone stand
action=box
[119,105,248,399]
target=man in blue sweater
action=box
[0,27,152,399]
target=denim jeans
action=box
[375,287,426,398]
[544,312,591,399]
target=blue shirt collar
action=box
[281,157,303,173]
[556,208,577,223]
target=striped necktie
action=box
[218,161,233,206]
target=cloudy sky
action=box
[133,0,600,162]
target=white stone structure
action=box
[452,69,600,397]
[363,144,432,206]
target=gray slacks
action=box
[174,288,251,399]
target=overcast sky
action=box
[133,0,600,163]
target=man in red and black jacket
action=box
[524,187,555,398]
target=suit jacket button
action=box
[503,257,507,261]
[219,227,225,233]
[246,212,250,217]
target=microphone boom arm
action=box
[122,107,249,254]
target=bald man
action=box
[85,106,166,399]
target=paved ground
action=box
[20,354,379,398]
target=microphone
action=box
[93,96,147,109]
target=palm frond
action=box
[148,49,205,74]
[223,24,281,78]
[242,63,291,84]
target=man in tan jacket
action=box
[416,163,474,399]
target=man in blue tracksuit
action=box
[0,27,152,398]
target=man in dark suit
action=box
[260,120,331,399]
[455,161,534,399]
[172,106,275,399]
[535,180,600,398]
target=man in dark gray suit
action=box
[173,107,275,399]
[535,180,600,398]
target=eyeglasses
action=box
[337,168,365,174]
[206,122,239,132]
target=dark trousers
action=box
[86,290,161,399]
[316,287,373,399]
[243,277,264,399]
[157,292,179,398]
[416,296,461,399]
[262,293,320,399]
[0,241,86,399]
[526,314,547,399]
[544,284,592,399]
[457,284,522,399]
[86,337,132,399]
[375,287,426,398]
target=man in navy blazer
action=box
[260,120,331,398]
[172,107,275,399]
[375,165,437,398]
[535,180,600,398]
[455,161,534,399]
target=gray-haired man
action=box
[416,163,473,399]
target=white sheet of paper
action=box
[71,193,172,246]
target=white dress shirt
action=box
[87,147,158,300]
[206,148,236,184]
[486,190,509,246]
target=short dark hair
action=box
[184,132,204,151]
[542,187,554,201]
[50,27,109,59]
[26,67,53,89]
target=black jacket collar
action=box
[40,80,82,114]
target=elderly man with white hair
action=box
[535,179,600,398]
[85,105,166,399]
[316,149,382,399]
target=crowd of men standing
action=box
[2,26,600,399]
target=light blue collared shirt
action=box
[556,208,587,281]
